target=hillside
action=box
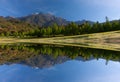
[0,16,38,36]
[18,13,94,27]
[0,13,95,37]
[0,13,120,38]
[18,13,69,27]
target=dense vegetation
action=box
[0,16,39,37]
[34,17,120,37]
[0,16,120,38]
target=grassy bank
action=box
[0,30,120,51]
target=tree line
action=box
[22,17,120,37]
[0,17,120,37]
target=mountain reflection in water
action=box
[0,43,120,68]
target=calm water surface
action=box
[0,44,120,82]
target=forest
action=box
[0,17,120,38]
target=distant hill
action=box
[75,20,94,25]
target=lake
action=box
[0,43,120,82]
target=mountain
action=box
[0,13,95,37]
[18,13,69,27]
[0,13,95,28]
[18,13,94,27]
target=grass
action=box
[0,30,120,51]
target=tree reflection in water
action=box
[0,43,120,68]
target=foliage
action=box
[0,17,120,37]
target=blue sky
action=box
[0,0,120,22]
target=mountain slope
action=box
[18,13,94,27]
[19,13,69,27]
[0,13,95,29]
[0,16,38,35]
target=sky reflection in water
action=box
[0,59,120,82]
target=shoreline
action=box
[0,30,120,51]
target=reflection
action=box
[0,43,120,68]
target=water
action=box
[0,43,120,82]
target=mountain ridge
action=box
[18,13,94,27]
[4,13,94,27]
